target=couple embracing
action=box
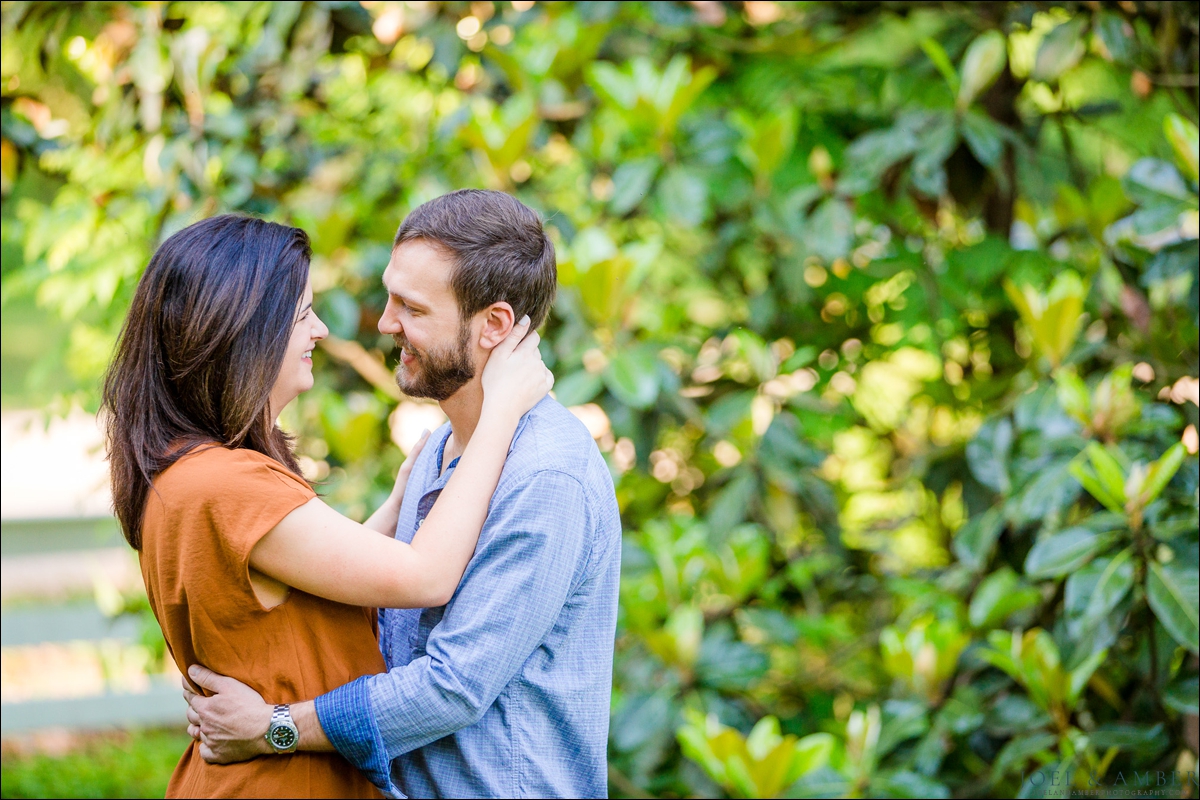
[103,190,620,798]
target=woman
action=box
[101,214,552,798]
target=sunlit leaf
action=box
[1146,561,1200,654]
[1164,113,1200,183]
[956,30,1007,110]
[1031,17,1087,83]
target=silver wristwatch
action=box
[265,704,299,753]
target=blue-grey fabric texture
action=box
[314,397,621,798]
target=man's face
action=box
[379,240,476,401]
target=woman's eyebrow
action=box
[295,301,312,319]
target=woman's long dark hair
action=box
[102,215,311,549]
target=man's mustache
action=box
[393,335,419,358]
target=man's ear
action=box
[477,302,515,350]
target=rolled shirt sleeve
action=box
[315,469,589,795]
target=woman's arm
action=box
[248,317,553,609]
[361,429,430,536]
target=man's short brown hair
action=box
[393,189,557,329]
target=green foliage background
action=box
[2,2,1198,797]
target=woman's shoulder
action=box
[157,444,310,498]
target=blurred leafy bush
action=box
[2,2,1197,796]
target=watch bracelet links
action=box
[268,703,298,753]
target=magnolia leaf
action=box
[1064,549,1134,628]
[1163,676,1200,715]
[966,418,1013,494]
[920,38,959,94]
[969,567,1040,628]
[1024,527,1104,579]
[957,31,1007,110]
[609,157,660,215]
[1053,367,1090,424]
[1136,442,1186,509]
[953,506,1004,571]
[1031,18,1087,83]
[960,110,1006,169]
[1164,113,1199,184]
[1123,158,1192,205]
[1085,442,1129,507]
[1146,562,1200,654]
[603,347,660,409]
[553,370,604,407]
[1095,12,1134,63]
[1067,647,1107,707]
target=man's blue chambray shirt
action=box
[314,397,621,798]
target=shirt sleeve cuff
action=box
[315,676,405,799]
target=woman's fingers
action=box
[514,329,541,354]
[398,429,430,478]
[492,315,532,358]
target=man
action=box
[184,189,621,798]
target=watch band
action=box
[266,703,299,753]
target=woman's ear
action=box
[477,302,516,350]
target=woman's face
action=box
[269,280,328,419]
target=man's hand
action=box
[183,664,273,764]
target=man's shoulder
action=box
[512,398,596,462]
[504,398,614,499]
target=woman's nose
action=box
[311,311,329,340]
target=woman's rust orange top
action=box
[139,445,385,799]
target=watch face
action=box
[270,725,297,750]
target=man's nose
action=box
[379,302,402,335]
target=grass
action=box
[1,729,189,799]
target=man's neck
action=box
[438,377,484,471]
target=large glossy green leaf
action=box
[1024,526,1105,579]
[1146,561,1200,654]
[658,165,708,226]
[553,370,604,407]
[806,198,855,262]
[697,622,770,690]
[910,113,957,197]
[1087,442,1129,497]
[953,506,1004,571]
[603,347,660,409]
[1011,459,1082,526]
[1135,442,1186,509]
[966,417,1013,495]
[1164,113,1200,183]
[1064,549,1134,629]
[870,771,950,799]
[956,31,1007,110]
[1122,158,1192,206]
[1094,12,1134,63]
[920,38,958,94]
[611,690,674,752]
[609,157,660,215]
[1163,675,1200,715]
[1090,723,1170,759]
[960,110,1006,169]
[1031,17,1087,82]
[969,567,1040,628]
[992,732,1058,779]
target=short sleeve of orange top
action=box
[139,445,384,799]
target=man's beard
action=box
[392,321,475,401]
